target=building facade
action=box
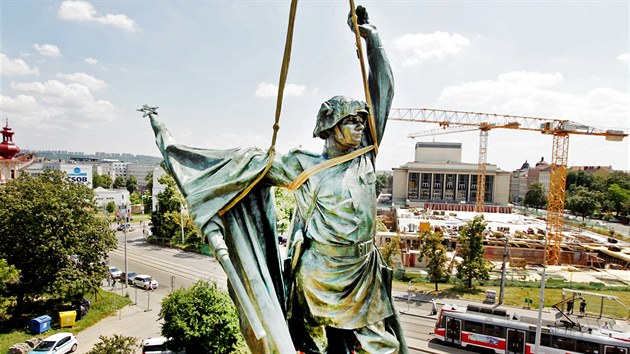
[392,142,511,207]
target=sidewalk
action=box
[75,284,164,354]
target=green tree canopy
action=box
[105,201,116,214]
[607,184,630,216]
[0,170,117,311]
[381,237,401,268]
[455,215,492,288]
[566,186,599,220]
[113,176,126,189]
[0,259,19,319]
[125,175,138,194]
[159,281,245,354]
[523,182,548,210]
[150,173,199,245]
[86,334,139,354]
[375,173,388,195]
[274,187,295,236]
[419,231,449,291]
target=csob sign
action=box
[63,165,92,186]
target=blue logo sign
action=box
[68,167,89,183]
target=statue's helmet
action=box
[313,95,369,139]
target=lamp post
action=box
[180,202,185,244]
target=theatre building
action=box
[391,142,511,212]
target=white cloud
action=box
[255,82,306,98]
[394,31,471,66]
[617,53,629,63]
[58,0,140,33]
[33,44,62,57]
[56,72,107,91]
[6,79,117,129]
[0,53,39,75]
[85,57,98,65]
[437,71,628,129]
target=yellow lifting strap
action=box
[219,0,377,215]
[218,0,298,216]
[349,0,379,156]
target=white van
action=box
[142,337,184,354]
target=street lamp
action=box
[180,202,185,244]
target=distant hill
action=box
[23,150,163,165]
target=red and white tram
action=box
[434,304,630,354]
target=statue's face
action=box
[333,114,364,150]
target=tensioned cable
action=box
[219,0,298,216]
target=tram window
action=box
[541,333,551,347]
[483,324,505,338]
[552,336,575,351]
[440,316,446,328]
[577,339,601,354]
[464,320,483,333]
[605,347,628,354]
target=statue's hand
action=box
[137,105,159,119]
[347,5,377,38]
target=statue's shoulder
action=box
[285,148,324,170]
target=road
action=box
[106,227,484,353]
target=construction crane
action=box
[389,108,627,265]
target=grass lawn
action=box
[393,280,630,320]
[0,289,131,353]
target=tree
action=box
[150,173,199,246]
[455,215,492,288]
[0,259,19,319]
[419,231,449,291]
[125,175,138,194]
[100,174,113,189]
[607,184,630,216]
[113,176,126,189]
[159,281,245,353]
[0,170,117,312]
[566,186,599,220]
[381,237,401,268]
[274,187,295,236]
[129,191,142,205]
[523,182,547,210]
[375,173,388,195]
[105,201,116,214]
[86,334,139,354]
[144,170,154,194]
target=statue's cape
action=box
[161,143,293,353]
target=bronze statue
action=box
[142,5,407,354]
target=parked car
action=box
[29,332,77,354]
[142,336,184,353]
[121,271,138,285]
[133,274,158,290]
[108,266,122,279]
[117,223,135,231]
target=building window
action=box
[420,173,431,199]
[408,173,419,200]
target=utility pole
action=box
[180,202,185,244]
[499,236,509,305]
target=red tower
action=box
[0,119,20,160]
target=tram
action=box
[434,304,630,354]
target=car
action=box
[29,332,77,354]
[108,266,122,279]
[121,271,138,285]
[142,336,184,354]
[133,274,158,290]
[117,223,135,231]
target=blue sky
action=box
[1,1,628,172]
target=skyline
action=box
[1,1,628,172]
